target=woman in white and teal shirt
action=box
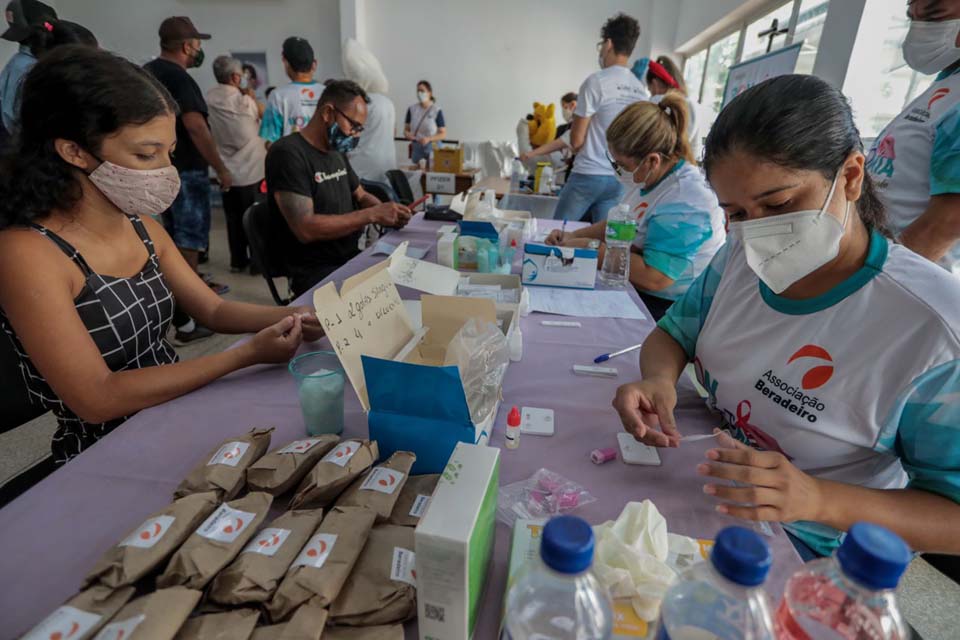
[613,74,960,557]
[548,92,726,319]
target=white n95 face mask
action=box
[734,172,850,294]
[902,18,960,74]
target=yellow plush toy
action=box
[528,102,557,147]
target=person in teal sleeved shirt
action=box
[547,93,725,320]
[613,74,960,557]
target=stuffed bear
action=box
[528,102,557,148]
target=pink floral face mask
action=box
[87,159,181,217]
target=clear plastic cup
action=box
[288,351,345,436]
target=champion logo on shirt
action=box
[315,168,348,184]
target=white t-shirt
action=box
[573,65,649,176]
[259,81,323,143]
[866,67,960,274]
[348,92,397,185]
[620,160,726,300]
[660,230,960,555]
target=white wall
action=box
[363,0,652,142]
[38,0,341,95]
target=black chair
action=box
[0,334,56,507]
[386,169,415,206]
[243,202,293,306]
[361,179,395,203]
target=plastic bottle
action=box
[539,165,555,194]
[775,522,911,640]
[598,203,637,288]
[477,239,490,273]
[505,405,521,449]
[510,157,525,194]
[657,526,775,640]
[504,515,613,639]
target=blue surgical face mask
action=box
[328,121,359,153]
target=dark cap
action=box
[158,16,210,44]
[3,0,57,43]
[282,36,315,73]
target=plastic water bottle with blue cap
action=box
[657,526,775,639]
[774,522,910,639]
[503,515,613,639]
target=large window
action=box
[843,0,935,139]
[701,31,742,115]
[683,0,831,121]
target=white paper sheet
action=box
[527,288,646,320]
[372,239,429,259]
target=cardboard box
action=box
[433,145,464,174]
[416,443,499,640]
[313,265,507,475]
[521,243,598,289]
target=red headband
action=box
[648,60,678,89]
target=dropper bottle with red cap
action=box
[506,405,521,449]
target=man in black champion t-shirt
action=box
[266,80,411,296]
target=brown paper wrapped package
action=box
[157,492,273,590]
[95,586,201,639]
[289,440,378,509]
[174,608,260,639]
[267,506,377,622]
[209,509,324,606]
[20,583,135,640]
[322,626,404,640]
[248,599,328,640]
[386,474,440,527]
[174,428,274,500]
[85,491,219,588]
[328,525,417,627]
[247,434,340,496]
[335,451,415,523]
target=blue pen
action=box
[594,342,643,363]
[560,219,567,242]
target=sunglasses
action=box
[333,105,364,135]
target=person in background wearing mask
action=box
[260,37,322,145]
[0,47,323,466]
[267,80,412,296]
[613,75,960,559]
[634,55,705,159]
[207,56,266,274]
[145,17,234,343]
[546,94,725,320]
[404,80,446,167]
[0,0,57,145]
[554,13,649,222]
[342,38,397,189]
[520,92,579,180]
[866,0,960,275]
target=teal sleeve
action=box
[259,95,284,143]
[642,202,716,281]
[878,359,960,502]
[656,241,729,358]
[931,104,960,196]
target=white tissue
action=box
[592,500,695,621]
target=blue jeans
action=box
[411,141,432,165]
[552,172,623,222]
[162,169,212,251]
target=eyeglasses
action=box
[334,105,364,135]
[606,150,627,176]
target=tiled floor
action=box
[1,209,958,638]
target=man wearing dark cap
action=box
[259,36,321,145]
[0,0,56,143]
[145,16,232,343]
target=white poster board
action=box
[722,42,803,109]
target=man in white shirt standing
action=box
[207,55,267,273]
[866,0,960,275]
[554,13,649,222]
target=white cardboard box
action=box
[416,443,500,640]
[521,243,598,289]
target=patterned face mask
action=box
[87,159,181,217]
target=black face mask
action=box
[188,46,205,68]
